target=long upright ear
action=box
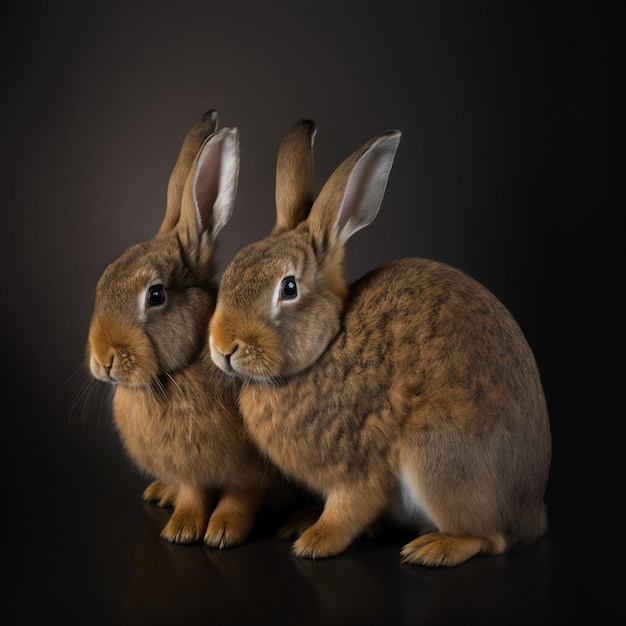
[176,126,240,247]
[273,119,316,235]
[159,109,219,233]
[308,130,401,248]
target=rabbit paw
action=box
[400,532,502,567]
[291,523,353,559]
[142,480,178,508]
[160,507,208,544]
[277,505,323,541]
[204,510,256,549]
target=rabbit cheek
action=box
[151,317,200,373]
[279,302,340,376]
[151,289,213,373]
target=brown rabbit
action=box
[208,119,552,567]
[87,110,274,548]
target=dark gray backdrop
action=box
[0,1,619,623]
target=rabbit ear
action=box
[159,109,219,234]
[176,126,240,246]
[273,119,316,235]
[308,130,401,248]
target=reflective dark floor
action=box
[3,386,624,626]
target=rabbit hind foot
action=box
[400,531,506,567]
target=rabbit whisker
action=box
[150,375,169,401]
[163,371,184,395]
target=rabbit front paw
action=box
[276,505,323,541]
[160,506,209,544]
[291,522,354,559]
[204,511,252,549]
[204,488,262,549]
[142,480,178,507]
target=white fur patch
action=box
[386,468,434,530]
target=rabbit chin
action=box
[209,338,321,384]
[213,356,281,385]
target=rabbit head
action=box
[209,119,401,381]
[89,111,239,388]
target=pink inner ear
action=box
[192,129,239,239]
[338,138,399,241]
[193,144,221,233]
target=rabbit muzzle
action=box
[209,306,284,382]
[88,317,160,387]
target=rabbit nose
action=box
[209,335,238,372]
[103,358,118,382]
[105,365,115,382]
[223,342,239,362]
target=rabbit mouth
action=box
[209,335,285,384]
[209,338,234,375]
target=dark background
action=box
[1,1,620,624]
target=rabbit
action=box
[208,119,552,567]
[87,109,275,549]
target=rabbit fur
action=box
[208,119,552,567]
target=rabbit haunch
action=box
[209,119,551,567]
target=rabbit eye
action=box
[147,284,166,307]
[280,276,298,300]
